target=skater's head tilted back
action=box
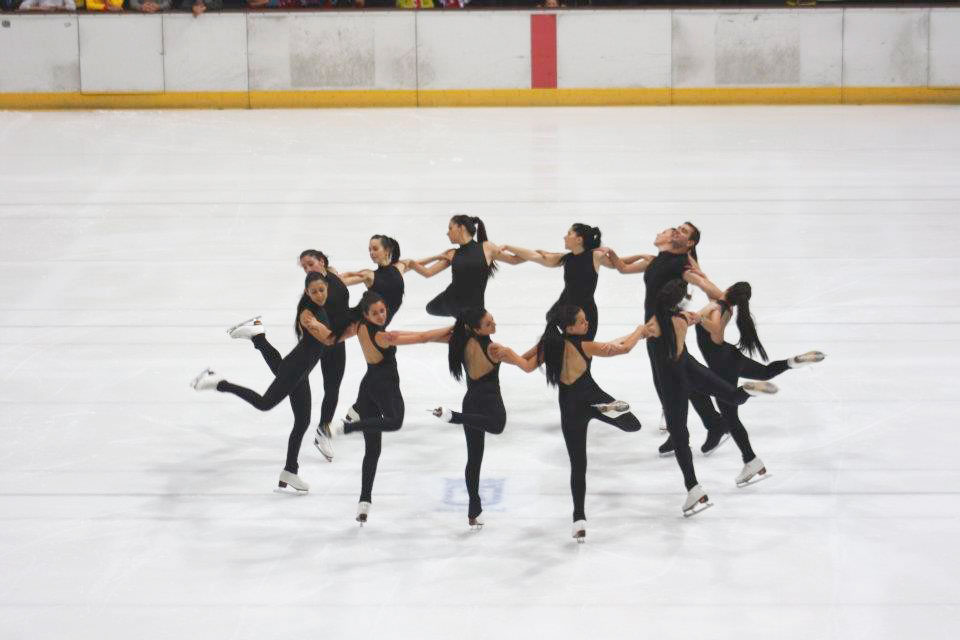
[654,279,689,361]
[448,307,495,381]
[537,304,586,387]
[675,222,701,261]
[299,249,329,274]
[563,223,602,255]
[369,235,401,266]
[295,272,329,339]
[346,290,389,329]
[723,281,768,362]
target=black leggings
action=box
[448,380,507,519]
[647,340,726,432]
[318,342,345,426]
[559,375,641,522]
[660,351,750,490]
[345,365,405,503]
[426,287,483,318]
[217,334,314,474]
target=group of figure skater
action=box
[191,215,825,541]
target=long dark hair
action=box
[725,281,768,361]
[560,223,602,264]
[345,289,387,330]
[654,279,688,361]
[299,249,329,269]
[536,304,581,387]
[450,214,498,274]
[295,272,328,339]
[683,221,701,262]
[371,234,401,264]
[448,307,488,382]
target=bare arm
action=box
[583,324,647,357]
[683,269,725,301]
[605,248,651,274]
[490,244,527,266]
[501,245,563,267]
[488,343,539,372]
[299,310,335,346]
[378,325,454,347]
[698,306,727,343]
[338,270,374,287]
[403,252,452,278]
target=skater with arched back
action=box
[691,280,825,486]
[405,214,524,318]
[501,223,618,341]
[191,273,352,492]
[314,291,451,525]
[338,235,407,326]
[430,308,538,530]
[644,279,779,517]
[533,304,647,543]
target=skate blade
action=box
[356,515,367,527]
[189,368,212,390]
[469,523,484,531]
[226,315,262,334]
[274,484,309,495]
[575,536,586,544]
[682,500,714,518]
[658,450,676,458]
[736,471,771,488]
[702,433,731,456]
[313,439,333,462]
[592,401,630,414]
[658,424,669,433]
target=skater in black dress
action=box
[339,235,407,326]
[501,223,619,341]
[534,304,647,542]
[692,280,826,485]
[430,308,538,529]
[192,272,351,492]
[406,215,523,318]
[314,291,452,525]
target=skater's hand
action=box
[680,311,701,326]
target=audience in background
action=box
[130,0,171,11]
[17,0,76,9]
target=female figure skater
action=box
[338,235,407,326]
[644,279,778,517]
[692,280,825,484]
[534,304,647,542]
[314,291,452,525]
[606,224,730,455]
[191,273,350,491]
[430,308,538,530]
[501,223,617,341]
[406,214,523,318]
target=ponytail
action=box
[683,221,700,262]
[537,304,581,387]
[569,222,602,251]
[448,307,487,381]
[371,234,401,264]
[450,214,497,274]
[654,279,688,361]
[725,281,768,361]
[295,272,328,338]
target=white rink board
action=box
[0,14,80,93]
[162,13,249,92]
[842,9,930,87]
[78,14,164,93]
[930,8,960,86]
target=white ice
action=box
[1,106,959,640]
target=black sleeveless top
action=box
[372,264,405,326]
[695,301,732,361]
[296,308,330,368]
[559,335,592,388]
[653,312,689,366]
[448,240,489,310]
[643,251,689,321]
[362,320,397,370]
[558,250,598,308]
[466,335,500,386]
[322,271,351,335]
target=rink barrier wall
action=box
[1,8,958,108]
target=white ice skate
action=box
[313,422,341,462]
[346,406,360,423]
[228,316,264,340]
[735,457,769,487]
[789,351,826,368]
[572,519,586,543]
[190,368,222,391]
[743,381,779,396]
[429,407,454,423]
[226,315,262,335]
[356,501,371,526]
[278,470,309,493]
[591,400,630,417]
[658,411,668,433]
[682,484,713,518]
[469,515,484,531]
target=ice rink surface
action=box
[1,105,958,640]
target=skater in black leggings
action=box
[339,235,407,326]
[645,279,779,517]
[534,304,647,542]
[192,273,350,492]
[502,223,619,341]
[406,215,523,318]
[606,223,730,455]
[315,291,452,524]
[691,280,826,484]
[430,308,538,529]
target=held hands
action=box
[680,311,701,326]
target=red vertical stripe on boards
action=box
[531,14,558,89]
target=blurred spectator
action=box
[130,0,170,11]
[18,0,77,9]
[179,0,221,16]
[84,0,124,10]
[397,0,434,7]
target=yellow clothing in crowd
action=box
[396,0,434,7]
[78,0,124,9]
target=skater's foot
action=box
[658,435,675,457]
[592,399,630,416]
[229,317,264,340]
[572,519,586,543]
[701,429,731,456]
[356,501,371,525]
[278,470,309,492]
[682,484,712,517]
[736,457,769,487]
[313,422,335,462]
[469,514,484,530]
[346,405,360,423]
[789,351,826,368]
[430,407,454,423]
[190,368,222,391]
[743,381,779,396]
[226,315,262,336]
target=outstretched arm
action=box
[486,243,527,266]
[380,325,454,347]
[683,268,724,301]
[500,244,563,267]
[583,324,648,357]
[605,248,652,274]
[338,270,374,287]
[403,252,452,278]
[489,343,539,372]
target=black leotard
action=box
[372,264,405,326]
[426,240,489,317]
[552,250,599,341]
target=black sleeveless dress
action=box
[426,240,490,317]
[371,264,405,326]
[551,250,599,341]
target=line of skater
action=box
[189,215,826,541]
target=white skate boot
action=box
[682,484,713,517]
[469,514,484,530]
[346,406,360,423]
[430,407,454,422]
[735,457,769,487]
[228,316,264,340]
[591,400,630,417]
[789,351,826,368]
[743,381,779,396]
[356,501,371,526]
[313,421,342,462]
[278,470,309,493]
[190,368,222,391]
[572,519,586,543]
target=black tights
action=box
[647,340,726,433]
[318,342,345,426]
[346,368,405,503]
[448,382,507,519]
